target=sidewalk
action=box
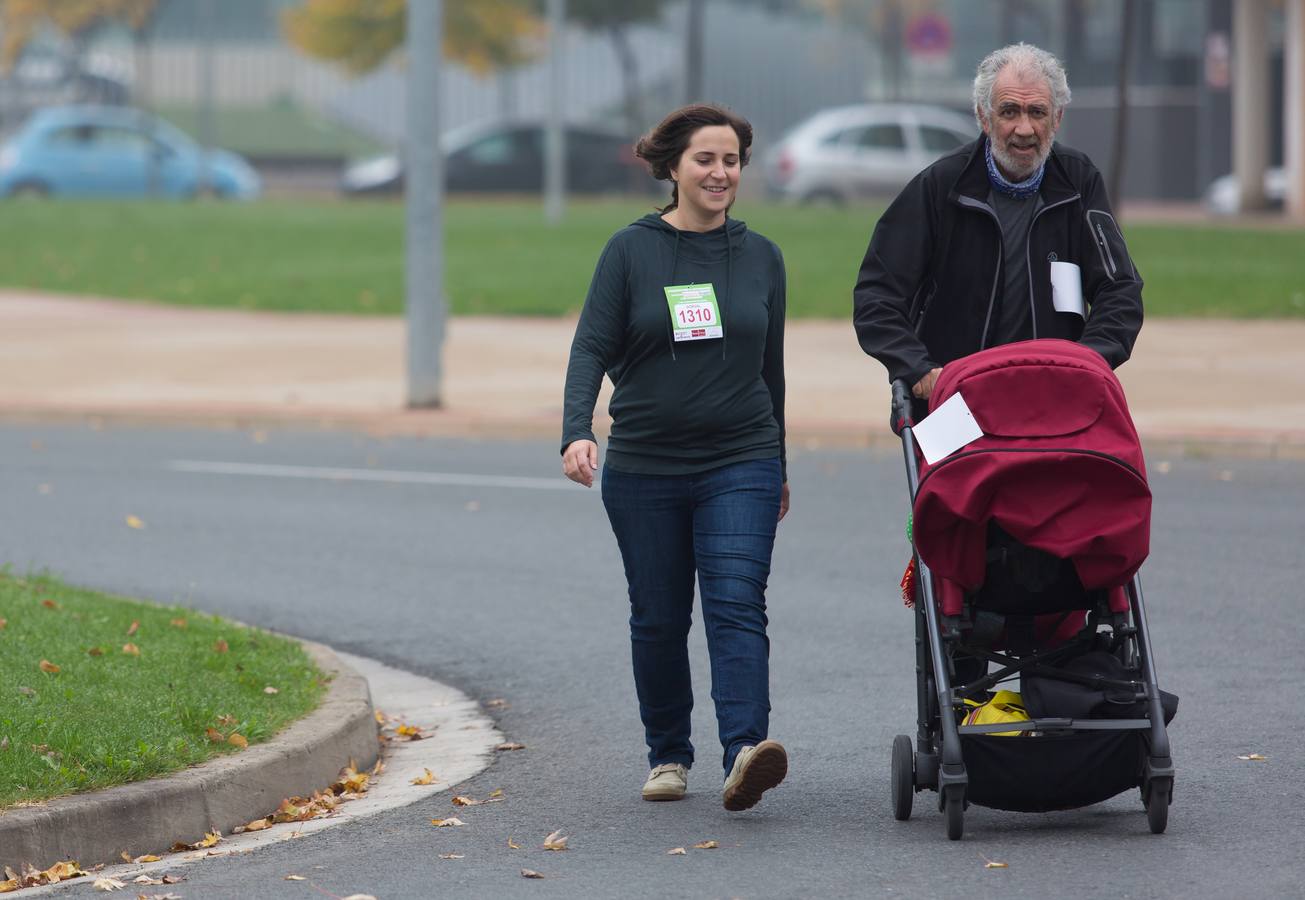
[2,290,1304,457]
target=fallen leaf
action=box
[285,875,307,881]
[439,854,464,860]
[496,742,526,751]
[489,789,504,798]
[667,847,687,855]
[543,830,568,851]
[133,855,161,863]
[162,876,183,885]
[39,659,60,673]
[139,893,182,900]
[1237,753,1268,761]
[195,831,221,849]
[205,728,225,742]
[342,895,378,900]
[0,879,15,893]
[87,647,104,657]
[216,714,237,727]
[41,598,59,609]
[0,618,6,630]
[126,621,139,637]
[693,840,719,849]
[520,869,544,879]
[125,515,145,530]
[410,769,437,785]
[430,817,465,827]
[122,643,140,656]
[134,875,163,884]
[485,698,508,708]
[169,619,187,629]
[263,686,279,695]
[227,733,249,750]
[92,877,125,891]
[451,795,481,807]
[507,837,521,850]
[334,766,369,794]
[213,639,229,654]
[984,861,1010,869]
[394,724,426,740]
[244,818,272,832]
[373,710,387,725]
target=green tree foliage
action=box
[0,0,158,71]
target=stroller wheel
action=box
[943,785,965,840]
[891,734,914,821]
[1144,776,1172,834]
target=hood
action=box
[630,212,749,262]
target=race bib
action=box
[664,283,723,341]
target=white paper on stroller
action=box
[913,391,985,465]
[1050,260,1086,318]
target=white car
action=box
[1202,167,1287,215]
[763,103,977,204]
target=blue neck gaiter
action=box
[985,138,1045,199]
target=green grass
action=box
[0,197,1299,318]
[156,101,386,160]
[0,571,327,809]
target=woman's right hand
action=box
[562,439,600,487]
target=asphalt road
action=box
[2,423,1302,899]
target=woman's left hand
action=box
[778,482,790,523]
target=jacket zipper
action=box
[957,195,1004,350]
[1025,193,1081,336]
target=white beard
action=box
[991,134,1054,181]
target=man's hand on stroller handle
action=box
[913,367,943,400]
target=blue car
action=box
[0,105,261,199]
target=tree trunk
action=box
[1108,0,1135,209]
[685,0,704,103]
[609,23,643,137]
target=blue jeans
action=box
[601,457,782,775]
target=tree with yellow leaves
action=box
[0,0,159,73]
[280,0,543,77]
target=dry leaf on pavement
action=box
[92,876,125,890]
[667,847,687,856]
[430,817,465,827]
[520,869,544,879]
[981,854,1009,868]
[693,840,719,849]
[243,818,272,832]
[125,516,145,530]
[1237,753,1267,761]
[411,769,437,785]
[285,875,307,881]
[485,698,508,708]
[495,742,526,751]
[132,855,161,863]
[439,854,464,860]
[38,660,60,673]
[341,895,378,900]
[507,837,521,850]
[451,795,481,807]
[394,724,427,741]
[543,830,568,851]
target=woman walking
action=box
[561,104,789,811]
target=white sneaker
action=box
[642,763,688,801]
[722,740,787,811]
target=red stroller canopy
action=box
[913,339,1150,592]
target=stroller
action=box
[887,339,1175,840]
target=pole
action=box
[198,0,217,193]
[1232,0,1270,211]
[544,0,566,225]
[1286,0,1305,220]
[685,0,704,103]
[405,0,445,408]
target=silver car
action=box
[763,104,976,204]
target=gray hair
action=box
[972,43,1071,129]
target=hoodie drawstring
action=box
[721,223,732,361]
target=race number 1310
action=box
[664,283,723,342]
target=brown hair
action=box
[634,104,753,213]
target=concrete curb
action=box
[0,640,378,871]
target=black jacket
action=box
[853,137,1143,387]
[562,214,787,478]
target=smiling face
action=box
[669,125,741,228]
[980,65,1062,181]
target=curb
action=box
[0,640,378,872]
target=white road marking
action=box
[169,459,577,491]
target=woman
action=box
[561,104,789,812]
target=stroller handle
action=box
[890,379,915,435]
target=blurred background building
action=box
[0,0,1294,207]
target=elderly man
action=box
[853,43,1143,401]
